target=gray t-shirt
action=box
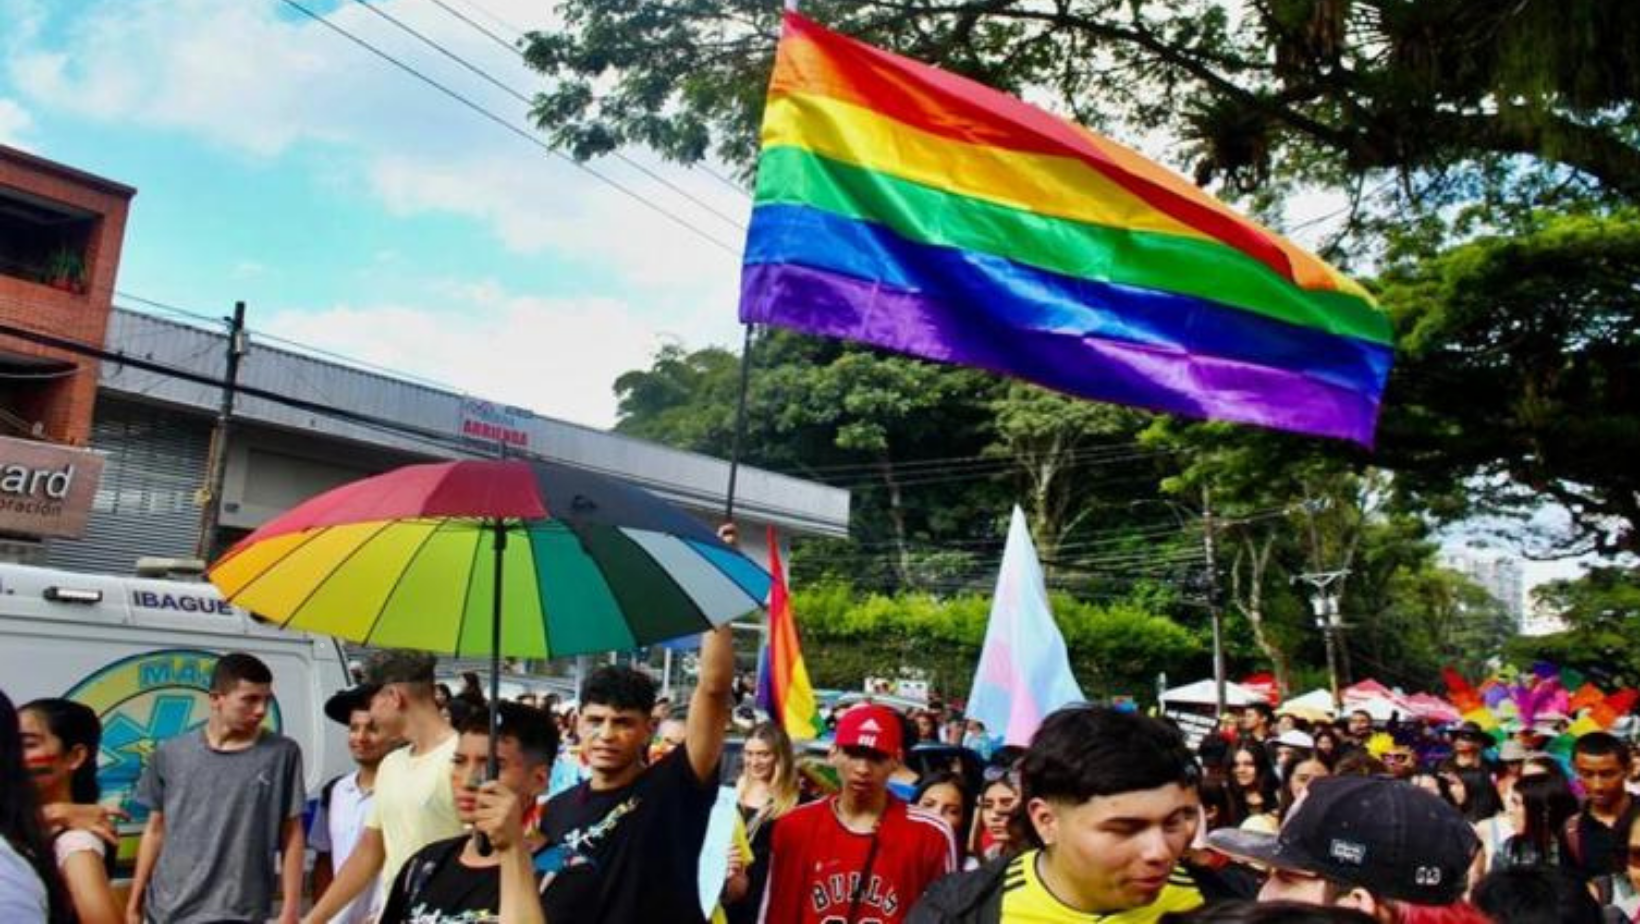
[134,729,304,923]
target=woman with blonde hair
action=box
[725,721,800,924]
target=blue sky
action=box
[0,0,1594,599]
[0,0,752,426]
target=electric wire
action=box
[414,0,752,195]
[276,0,741,255]
[345,0,747,230]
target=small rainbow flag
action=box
[756,526,821,740]
[739,13,1394,445]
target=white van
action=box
[0,561,352,864]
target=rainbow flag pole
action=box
[737,13,1393,446]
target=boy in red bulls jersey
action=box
[760,704,956,923]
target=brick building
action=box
[0,144,135,444]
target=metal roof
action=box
[99,309,850,537]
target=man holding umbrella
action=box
[535,622,737,924]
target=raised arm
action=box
[686,623,736,784]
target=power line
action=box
[421,0,521,54]
[345,0,747,230]
[782,441,1182,476]
[276,0,741,255]
[414,0,751,196]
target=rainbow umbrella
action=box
[209,458,769,655]
[207,458,771,785]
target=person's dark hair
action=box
[1225,742,1279,823]
[1521,755,1566,781]
[1333,750,1386,776]
[1019,706,1196,847]
[1276,756,1328,819]
[1196,774,1236,831]
[1573,730,1630,766]
[1449,766,1502,822]
[1310,727,1341,767]
[1511,771,1579,864]
[1161,899,1375,923]
[580,665,658,715]
[1244,703,1275,724]
[20,699,102,805]
[1472,866,1601,924]
[1,690,74,924]
[912,770,975,857]
[210,651,273,692]
[456,701,560,767]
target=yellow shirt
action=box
[364,733,463,887]
[999,850,1203,923]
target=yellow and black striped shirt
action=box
[997,849,1203,923]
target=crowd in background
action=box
[8,644,1640,923]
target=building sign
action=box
[0,435,104,538]
[459,398,533,449]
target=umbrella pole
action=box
[488,518,506,779]
[478,517,506,856]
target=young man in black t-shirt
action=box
[377,702,557,923]
[532,623,735,924]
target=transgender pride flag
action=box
[965,507,1085,747]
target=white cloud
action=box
[260,282,667,428]
[0,97,31,148]
[3,0,750,293]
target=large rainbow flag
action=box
[755,526,821,740]
[738,13,1394,446]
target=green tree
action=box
[1377,210,1640,557]
[523,1,1639,224]
[791,582,1203,701]
[1507,567,1640,686]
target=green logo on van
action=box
[65,650,283,823]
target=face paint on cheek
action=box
[23,754,56,777]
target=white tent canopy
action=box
[1159,678,1264,707]
[1280,688,1338,717]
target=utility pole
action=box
[1297,570,1350,708]
[1200,487,1226,717]
[195,301,248,563]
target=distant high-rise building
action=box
[1440,551,1526,629]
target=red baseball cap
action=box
[834,704,904,758]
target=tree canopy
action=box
[528,0,1640,695]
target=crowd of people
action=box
[6,639,1640,923]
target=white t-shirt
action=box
[0,836,47,923]
[365,733,462,888]
[310,771,380,924]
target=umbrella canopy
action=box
[1159,678,1264,707]
[1279,688,1338,721]
[208,459,772,656]
[1404,693,1462,724]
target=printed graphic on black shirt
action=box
[380,835,546,924]
[538,747,719,924]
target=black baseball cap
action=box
[323,685,376,725]
[1207,775,1479,905]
